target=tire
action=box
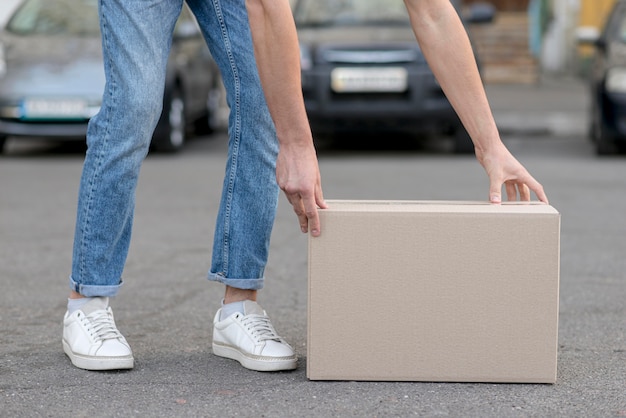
[193,85,222,136]
[152,85,186,153]
[592,104,618,155]
[0,136,6,154]
[596,129,617,155]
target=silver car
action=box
[0,0,223,153]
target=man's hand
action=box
[276,141,327,237]
[476,143,548,204]
[246,0,327,235]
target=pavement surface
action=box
[487,75,589,137]
[1,75,625,417]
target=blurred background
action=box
[0,1,612,81]
[0,0,623,154]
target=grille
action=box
[323,49,418,64]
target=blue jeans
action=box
[70,0,279,297]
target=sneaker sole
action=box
[212,341,297,372]
[63,339,134,371]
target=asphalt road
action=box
[1,78,625,417]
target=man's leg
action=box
[186,0,296,371]
[63,0,184,371]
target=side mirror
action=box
[466,2,496,24]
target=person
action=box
[62,0,325,372]
[62,0,547,373]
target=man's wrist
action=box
[276,125,314,146]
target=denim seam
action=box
[211,0,241,279]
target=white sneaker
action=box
[212,300,297,371]
[62,297,134,370]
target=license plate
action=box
[331,67,408,93]
[20,98,89,120]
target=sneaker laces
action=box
[239,313,283,344]
[81,309,123,342]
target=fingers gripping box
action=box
[307,200,560,383]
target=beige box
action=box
[307,200,560,383]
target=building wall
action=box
[578,0,615,29]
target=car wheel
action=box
[152,85,186,153]
[587,104,596,143]
[194,82,223,136]
[596,130,617,155]
[453,126,475,154]
[592,104,618,155]
[0,136,6,154]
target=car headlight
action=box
[605,68,626,94]
[299,43,312,71]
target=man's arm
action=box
[403,0,548,203]
[246,0,327,236]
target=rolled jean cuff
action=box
[207,272,264,290]
[69,276,122,297]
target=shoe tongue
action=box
[81,297,109,315]
[242,300,264,316]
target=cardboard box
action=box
[307,200,560,383]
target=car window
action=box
[6,0,100,36]
[293,0,409,27]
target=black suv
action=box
[293,0,494,152]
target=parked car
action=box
[578,0,626,155]
[292,0,495,153]
[0,0,223,153]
